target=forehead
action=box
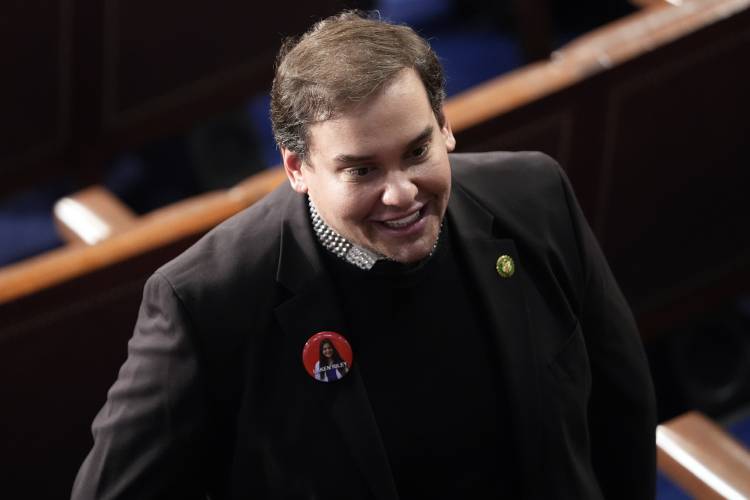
[306,69,436,161]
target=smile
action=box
[381,209,422,229]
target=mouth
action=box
[375,205,429,235]
[382,209,422,229]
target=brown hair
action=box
[270,10,446,158]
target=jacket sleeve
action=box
[71,272,208,500]
[557,164,658,500]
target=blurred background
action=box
[0,0,636,266]
[1,0,749,498]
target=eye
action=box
[344,166,374,179]
[411,143,429,159]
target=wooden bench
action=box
[445,0,750,339]
[658,411,750,499]
[0,1,354,199]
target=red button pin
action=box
[302,331,353,382]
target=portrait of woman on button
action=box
[314,339,350,382]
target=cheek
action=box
[417,162,451,199]
[307,176,372,221]
[335,188,381,222]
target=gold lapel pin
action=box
[496,254,515,278]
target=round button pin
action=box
[302,331,353,382]
[496,254,515,278]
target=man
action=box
[73,11,656,500]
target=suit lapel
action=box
[448,181,543,497]
[274,193,398,500]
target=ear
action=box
[281,148,308,193]
[440,115,456,152]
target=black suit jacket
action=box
[72,152,656,500]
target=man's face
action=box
[282,68,456,263]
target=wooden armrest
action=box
[446,0,749,133]
[657,411,750,499]
[0,168,287,304]
[555,0,749,70]
[630,0,675,8]
[135,167,287,230]
[53,186,137,245]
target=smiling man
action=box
[73,11,656,500]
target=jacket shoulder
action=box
[154,182,295,306]
[450,151,568,223]
[451,151,562,197]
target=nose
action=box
[381,171,418,208]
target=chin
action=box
[381,238,436,263]
[388,227,442,263]
[392,252,430,264]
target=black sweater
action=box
[321,221,520,498]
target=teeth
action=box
[383,210,421,228]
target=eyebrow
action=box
[333,125,434,164]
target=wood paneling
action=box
[0,0,72,185]
[0,0,352,198]
[600,22,750,315]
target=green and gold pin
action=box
[496,254,515,278]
